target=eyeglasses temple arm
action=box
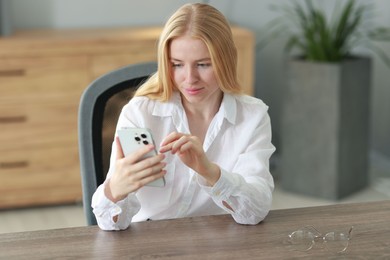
[304,225,322,235]
[348,226,354,239]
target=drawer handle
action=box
[0,116,27,124]
[0,161,29,169]
[0,69,25,77]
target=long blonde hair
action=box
[134,3,241,101]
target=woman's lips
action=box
[185,87,203,95]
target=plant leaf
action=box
[256,0,390,68]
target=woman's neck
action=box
[181,92,223,143]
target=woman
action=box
[92,3,275,230]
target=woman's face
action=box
[169,36,222,106]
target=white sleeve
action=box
[199,168,273,225]
[91,181,141,230]
[198,112,275,225]
[91,100,144,230]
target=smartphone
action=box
[117,127,165,187]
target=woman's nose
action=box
[185,66,199,84]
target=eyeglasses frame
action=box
[287,225,354,253]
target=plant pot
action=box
[280,57,371,200]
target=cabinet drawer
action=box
[0,130,82,208]
[0,56,89,98]
[0,144,80,187]
[0,96,78,144]
[0,147,81,208]
[0,96,82,208]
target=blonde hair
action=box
[134,3,241,101]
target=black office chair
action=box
[78,62,157,226]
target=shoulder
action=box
[124,94,179,118]
[118,96,161,127]
[126,96,157,112]
[222,94,270,126]
[129,95,154,105]
[233,94,269,113]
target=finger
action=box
[128,153,166,174]
[171,136,191,154]
[138,162,166,179]
[131,163,166,186]
[177,140,195,154]
[126,144,156,164]
[160,131,182,146]
[159,132,183,153]
[138,170,166,187]
[159,142,174,153]
[145,170,166,184]
[115,136,125,160]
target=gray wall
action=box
[5,0,390,165]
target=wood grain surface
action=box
[1,200,389,259]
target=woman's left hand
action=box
[159,132,220,186]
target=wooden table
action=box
[1,201,390,259]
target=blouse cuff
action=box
[197,168,237,200]
[92,185,123,219]
[92,182,140,229]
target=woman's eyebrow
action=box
[196,58,211,62]
[170,58,211,62]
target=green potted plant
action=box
[258,0,390,199]
[258,0,390,64]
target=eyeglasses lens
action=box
[324,231,349,253]
[289,230,315,251]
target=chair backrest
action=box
[78,62,157,225]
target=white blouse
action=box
[92,91,275,230]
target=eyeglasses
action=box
[286,225,354,253]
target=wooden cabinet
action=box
[0,56,89,208]
[0,26,254,208]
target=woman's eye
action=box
[172,63,183,68]
[197,63,211,68]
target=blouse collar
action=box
[152,91,237,125]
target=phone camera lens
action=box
[134,136,141,142]
[143,140,149,145]
[141,134,147,139]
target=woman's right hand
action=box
[105,137,166,203]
